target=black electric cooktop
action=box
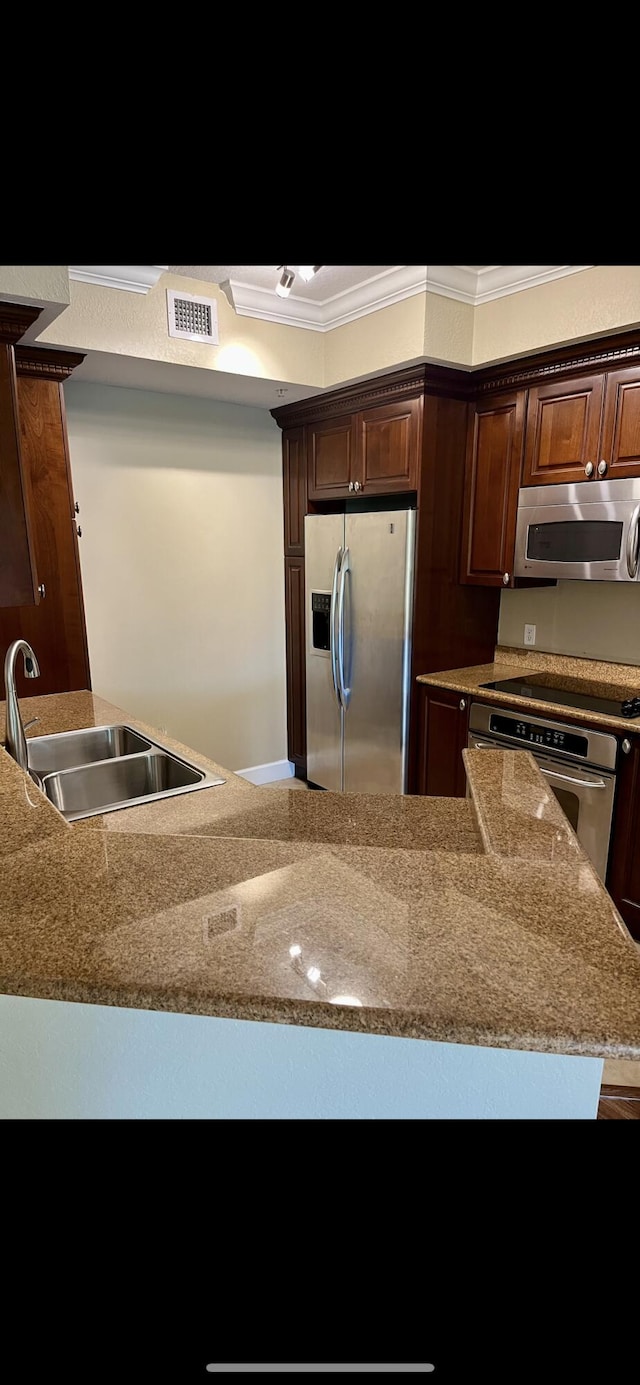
[479,674,640,719]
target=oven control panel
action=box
[489,713,589,758]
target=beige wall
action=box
[473,265,640,365]
[499,582,640,665]
[324,294,427,387]
[0,264,69,305]
[424,291,474,366]
[64,382,287,770]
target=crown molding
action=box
[427,265,595,305]
[68,265,169,294]
[0,301,42,345]
[224,265,429,332]
[15,345,86,380]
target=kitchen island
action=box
[1,691,639,1119]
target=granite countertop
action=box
[417,646,640,736]
[1,690,639,1059]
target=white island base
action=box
[0,995,603,1119]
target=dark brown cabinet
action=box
[284,556,306,772]
[607,737,640,940]
[0,347,90,697]
[283,427,307,555]
[522,363,640,487]
[307,397,421,500]
[0,303,42,608]
[416,685,470,797]
[460,391,525,588]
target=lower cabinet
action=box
[607,738,640,940]
[284,556,306,774]
[416,685,470,797]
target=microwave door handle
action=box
[538,765,607,790]
[626,502,640,578]
[330,547,343,708]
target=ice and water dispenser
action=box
[311,592,331,652]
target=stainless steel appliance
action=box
[305,509,416,792]
[479,673,640,719]
[468,702,621,879]
[514,477,640,581]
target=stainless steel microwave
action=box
[514,478,640,581]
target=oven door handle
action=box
[537,765,607,790]
[626,502,640,579]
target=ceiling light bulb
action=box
[298,265,322,282]
[276,267,295,297]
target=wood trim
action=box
[475,328,640,394]
[15,346,86,381]
[272,364,471,428]
[0,302,42,345]
[599,1084,640,1099]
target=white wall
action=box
[64,382,287,770]
[499,581,640,665]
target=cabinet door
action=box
[282,427,307,555]
[416,686,469,797]
[606,738,640,940]
[357,396,421,495]
[284,556,306,771]
[0,374,90,696]
[600,365,640,479]
[461,391,525,586]
[0,343,39,607]
[522,375,605,486]
[307,414,356,499]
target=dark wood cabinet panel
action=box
[600,365,640,478]
[282,427,307,555]
[359,396,421,494]
[0,304,42,608]
[607,738,640,940]
[416,685,469,797]
[523,375,605,486]
[461,391,525,586]
[308,415,355,499]
[0,353,90,697]
[284,556,306,771]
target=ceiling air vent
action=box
[166,288,219,344]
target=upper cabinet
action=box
[0,303,42,607]
[522,363,640,486]
[307,396,421,500]
[460,391,525,588]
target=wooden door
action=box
[0,352,90,698]
[461,391,525,586]
[607,737,640,940]
[357,396,421,495]
[282,427,307,555]
[307,414,356,499]
[522,375,605,486]
[600,365,640,479]
[416,686,469,797]
[0,304,42,607]
[284,556,306,771]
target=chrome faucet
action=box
[4,640,40,773]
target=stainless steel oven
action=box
[467,703,619,879]
[514,477,640,581]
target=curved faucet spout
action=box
[4,641,41,773]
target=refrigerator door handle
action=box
[330,547,343,708]
[337,546,351,709]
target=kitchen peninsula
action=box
[1,691,639,1119]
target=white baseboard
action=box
[235,759,295,786]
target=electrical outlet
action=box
[524,624,536,647]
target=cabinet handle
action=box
[354,480,361,493]
[598,459,608,477]
[585,462,594,478]
[76,525,82,538]
[459,698,467,711]
[502,572,510,586]
[348,481,354,492]
[38,583,45,600]
[74,500,80,514]
[622,739,632,755]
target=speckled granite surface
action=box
[417,647,640,736]
[0,691,639,1058]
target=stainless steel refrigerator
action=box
[305,509,416,793]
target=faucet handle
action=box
[23,717,39,732]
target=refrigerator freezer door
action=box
[342,509,415,793]
[304,513,345,790]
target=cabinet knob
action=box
[74,500,80,514]
[598,459,608,477]
[76,525,82,538]
[38,583,45,600]
[622,738,632,755]
[354,480,361,493]
[459,698,467,711]
[502,572,510,586]
[348,481,354,492]
[585,462,594,478]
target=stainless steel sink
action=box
[25,723,225,821]
[28,724,152,775]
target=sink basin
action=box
[40,748,224,821]
[28,724,152,775]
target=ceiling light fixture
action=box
[276,266,295,298]
[297,265,322,282]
